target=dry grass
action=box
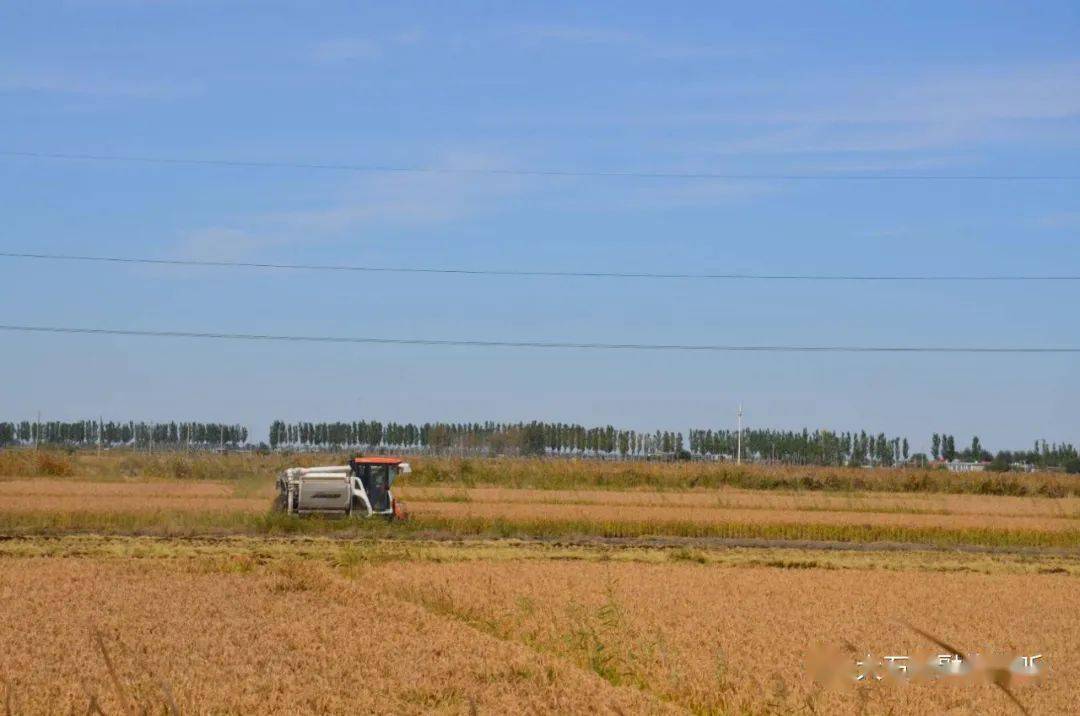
[3,449,1077,497]
[406,456,1078,497]
[0,449,339,482]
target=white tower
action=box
[736,404,743,465]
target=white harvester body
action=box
[276,457,410,519]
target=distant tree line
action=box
[989,440,1078,471]
[930,433,1077,470]
[931,433,989,461]
[270,420,914,466]
[270,419,1076,470]
[2,417,1074,470]
[269,419,687,457]
[0,420,247,448]
[689,428,910,467]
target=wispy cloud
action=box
[515,25,639,46]
[311,38,382,63]
[509,24,746,59]
[641,183,777,211]
[596,59,1078,165]
[812,61,1080,125]
[171,146,775,261]
[174,227,263,262]
[702,123,972,155]
[311,31,426,64]
[0,68,200,99]
[268,152,524,232]
[1037,211,1080,230]
[169,151,527,259]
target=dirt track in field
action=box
[0,479,266,513]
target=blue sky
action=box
[1,1,1078,450]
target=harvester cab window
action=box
[358,464,392,512]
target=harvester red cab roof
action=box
[350,456,408,466]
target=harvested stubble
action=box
[6,479,1080,551]
[409,499,1080,533]
[7,478,1080,536]
[4,483,1080,550]
[0,478,266,514]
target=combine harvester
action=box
[276,456,410,520]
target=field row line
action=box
[401,494,1080,520]
[4,509,1080,551]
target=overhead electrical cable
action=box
[2,251,1077,282]
[0,324,1076,354]
[2,150,1078,181]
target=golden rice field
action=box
[0,537,1077,714]
[3,451,1079,713]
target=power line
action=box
[3,251,1077,282]
[1,324,1076,353]
[3,150,1078,181]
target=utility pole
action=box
[736,404,743,465]
[35,411,41,451]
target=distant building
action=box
[942,460,987,473]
